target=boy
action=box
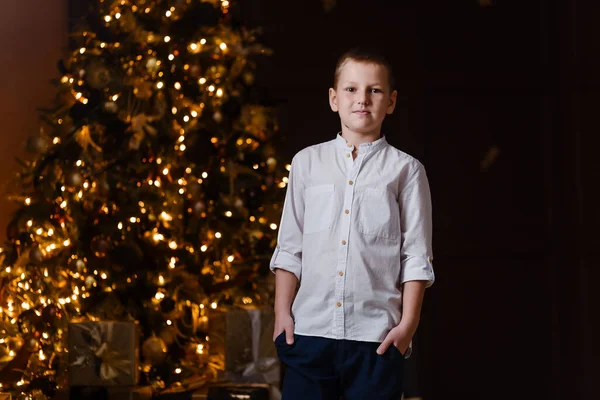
[269,48,435,400]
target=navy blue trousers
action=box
[275,333,405,400]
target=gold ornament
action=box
[85,61,111,89]
[119,11,138,32]
[159,327,177,346]
[141,335,167,366]
[121,96,161,150]
[85,275,97,288]
[90,235,111,258]
[75,125,102,152]
[240,105,271,140]
[242,71,254,85]
[24,336,39,352]
[146,57,159,74]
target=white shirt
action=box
[270,133,435,355]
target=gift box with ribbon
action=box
[68,320,139,387]
[208,308,280,400]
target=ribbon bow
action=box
[71,322,132,382]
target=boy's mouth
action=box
[353,110,371,115]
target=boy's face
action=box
[329,60,397,138]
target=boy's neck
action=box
[340,129,382,148]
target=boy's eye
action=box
[345,87,355,92]
[370,88,382,93]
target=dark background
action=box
[62,1,596,398]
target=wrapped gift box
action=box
[208,308,280,399]
[68,321,139,387]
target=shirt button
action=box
[346,153,351,158]
[338,271,344,276]
[347,144,352,148]
[341,240,347,245]
[428,256,434,263]
[336,302,342,307]
[348,180,353,185]
[344,209,350,214]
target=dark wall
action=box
[0,1,68,242]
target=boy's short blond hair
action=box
[333,48,395,91]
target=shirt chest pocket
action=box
[303,184,335,235]
[355,188,400,241]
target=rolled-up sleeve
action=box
[399,161,435,288]
[269,155,304,281]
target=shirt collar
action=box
[334,132,388,154]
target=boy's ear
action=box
[386,89,398,114]
[329,88,339,112]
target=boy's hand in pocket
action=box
[273,314,295,345]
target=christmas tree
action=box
[0,0,286,396]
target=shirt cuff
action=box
[269,246,302,282]
[400,255,435,288]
